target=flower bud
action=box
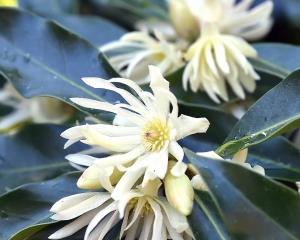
[296,182,300,194]
[168,0,199,42]
[0,0,18,7]
[77,165,123,190]
[164,162,194,216]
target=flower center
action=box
[143,118,169,152]
[128,198,152,216]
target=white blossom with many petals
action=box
[183,23,259,103]
[101,31,184,84]
[185,0,273,41]
[0,83,71,132]
[61,66,209,200]
[49,180,193,240]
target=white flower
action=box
[61,66,210,200]
[49,180,193,240]
[101,31,184,84]
[185,0,273,41]
[0,83,72,132]
[183,23,259,103]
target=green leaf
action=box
[0,124,85,195]
[249,137,300,182]
[0,172,81,240]
[20,0,80,16]
[51,15,126,47]
[181,106,300,182]
[186,149,300,240]
[252,43,300,78]
[188,190,231,240]
[0,9,119,116]
[218,69,300,157]
[88,0,168,28]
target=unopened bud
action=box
[232,148,248,163]
[168,0,199,42]
[164,162,194,216]
[296,182,300,194]
[0,0,18,7]
[77,165,123,190]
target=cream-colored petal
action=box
[51,193,111,221]
[171,161,187,177]
[49,208,98,239]
[196,151,224,160]
[157,198,189,233]
[169,141,184,162]
[111,168,145,200]
[118,191,144,218]
[50,193,97,213]
[148,199,164,240]
[81,77,147,115]
[70,98,144,126]
[93,145,146,168]
[139,214,154,240]
[84,201,117,240]
[176,115,210,140]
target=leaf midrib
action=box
[0,37,104,102]
[0,162,69,175]
[194,194,229,240]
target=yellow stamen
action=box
[128,198,152,216]
[143,118,169,151]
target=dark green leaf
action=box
[181,106,300,182]
[0,172,81,240]
[252,43,300,78]
[218,69,300,157]
[186,149,300,240]
[51,15,126,47]
[188,190,231,240]
[0,124,85,195]
[248,137,300,182]
[20,0,80,16]
[88,0,168,29]
[0,9,120,116]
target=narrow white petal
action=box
[50,193,97,212]
[139,214,154,240]
[157,198,189,233]
[148,199,163,240]
[66,154,96,167]
[49,209,98,239]
[94,145,145,169]
[84,201,117,240]
[111,168,145,200]
[171,162,187,177]
[52,193,111,221]
[176,115,210,140]
[169,141,184,162]
[118,192,143,218]
[196,151,223,160]
[70,98,144,126]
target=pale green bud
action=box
[168,0,199,42]
[164,162,194,216]
[77,165,123,190]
